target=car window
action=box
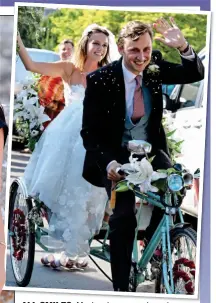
[178,80,202,109]
[178,55,205,109]
[168,54,205,110]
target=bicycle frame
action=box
[89,187,186,294]
[14,176,187,293]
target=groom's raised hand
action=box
[153,17,188,52]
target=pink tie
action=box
[131,75,145,123]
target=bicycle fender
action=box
[171,222,192,231]
[11,177,29,199]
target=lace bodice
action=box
[64,84,86,106]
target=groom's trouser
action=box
[102,149,172,291]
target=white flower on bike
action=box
[126,171,147,184]
[140,178,158,193]
[124,155,167,193]
[151,171,167,181]
[140,158,154,177]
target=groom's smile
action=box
[118,32,152,75]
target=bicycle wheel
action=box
[155,227,196,294]
[8,180,35,287]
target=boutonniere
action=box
[146,64,160,75]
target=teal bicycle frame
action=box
[89,186,186,294]
[30,182,187,294]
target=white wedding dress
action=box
[23,84,108,259]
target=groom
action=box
[81,18,204,291]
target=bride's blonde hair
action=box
[73,24,110,71]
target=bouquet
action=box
[14,76,51,151]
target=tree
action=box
[18,6,45,48]
[19,7,207,63]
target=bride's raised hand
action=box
[16,32,74,79]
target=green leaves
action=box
[28,136,39,152]
[166,129,177,137]
[18,7,207,58]
[151,178,167,192]
[157,167,181,175]
[115,180,131,192]
[148,155,156,163]
[162,116,184,164]
[18,6,45,48]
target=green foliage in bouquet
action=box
[162,117,184,164]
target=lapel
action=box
[110,57,126,119]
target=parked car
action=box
[15,48,60,83]
[163,47,206,227]
[13,48,60,149]
[162,84,175,96]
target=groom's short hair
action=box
[117,21,153,47]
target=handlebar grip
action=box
[116,167,125,176]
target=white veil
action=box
[81,23,121,62]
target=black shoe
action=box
[114,287,128,292]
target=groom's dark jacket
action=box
[81,50,204,187]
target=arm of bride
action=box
[17,33,74,79]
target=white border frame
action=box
[2,2,211,301]
[0,5,202,15]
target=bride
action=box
[16,24,120,269]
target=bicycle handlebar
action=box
[115,167,125,176]
[115,167,185,209]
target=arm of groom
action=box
[81,73,120,177]
[155,48,204,85]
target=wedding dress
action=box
[23,83,108,259]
